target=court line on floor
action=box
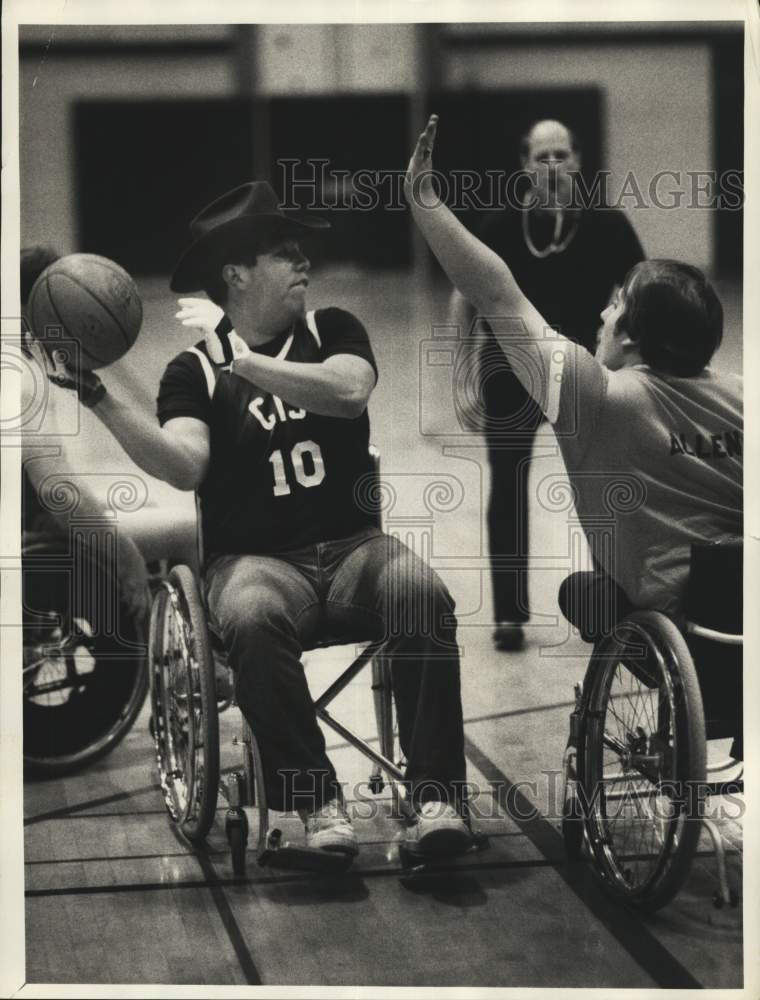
[24,845,735,871]
[25,849,225,866]
[23,829,521,867]
[320,700,576,755]
[23,783,159,826]
[463,734,703,990]
[20,852,607,896]
[32,809,175,818]
[464,699,575,726]
[193,850,263,986]
[23,766,250,826]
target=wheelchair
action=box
[22,530,148,776]
[559,541,743,911]
[147,450,483,876]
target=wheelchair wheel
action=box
[23,536,148,776]
[580,611,706,911]
[149,564,219,843]
[562,795,585,862]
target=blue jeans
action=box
[205,526,466,813]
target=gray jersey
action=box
[552,347,742,614]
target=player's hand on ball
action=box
[405,114,439,205]
[46,349,106,408]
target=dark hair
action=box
[203,245,260,307]
[21,245,60,306]
[201,223,303,306]
[519,120,581,162]
[616,259,723,377]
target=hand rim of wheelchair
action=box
[577,610,707,911]
[22,535,148,776]
[149,565,220,842]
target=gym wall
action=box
[19,23,742,276]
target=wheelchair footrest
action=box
[256,828,354,873]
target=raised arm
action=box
[405,116,567,413]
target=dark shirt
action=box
[474,204,644,422]
[479,203,645,351]
[157,307,378,560]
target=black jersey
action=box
[157,307,378,559]
[474,204,644,422]
[478,204,645,352]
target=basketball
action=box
[27,253,143,370]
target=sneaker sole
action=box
[413,825,472,858]
[307,832,359,857]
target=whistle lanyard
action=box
[522,207,579,259]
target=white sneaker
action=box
[301,799,359,857]
[406,801,472,857]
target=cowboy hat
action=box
[170,181,330,293]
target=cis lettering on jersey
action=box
[249,394,306,430]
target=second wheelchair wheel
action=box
[23,536,148,776]
[561,795,585,862]
[149,564,219,843]
[581,611,706,911]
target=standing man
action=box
[47,182,473,862]
[448,119,644,651]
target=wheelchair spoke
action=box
[579,613,708,909]
[591,647,676,889]
[150,567,220,842]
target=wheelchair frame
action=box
[559,607,743,911]
[148,446,479,875]
[149,557,418,875]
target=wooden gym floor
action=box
[21,269,744,989]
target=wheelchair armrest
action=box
[686,622,743,645]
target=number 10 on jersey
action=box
[268,440,326,496]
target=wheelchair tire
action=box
[23,536,148,777]
[226,807,249,877]
[149,564,219,844]
[580,611,706,911]
[562,796,585,862]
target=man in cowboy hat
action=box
[49,180,473,862]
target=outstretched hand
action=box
[405,114,439,205]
